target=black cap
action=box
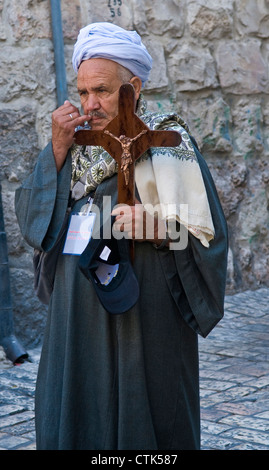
[78,223,139,314]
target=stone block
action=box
[215,39,269,94]
[144,0,185,37]
[133,0,148,34]
[6,0,51,42]
[62,0,82,40]
[0,0,6,40]
[10,267,47,347]
[187,0,234,39]
[0,108,39,183]
[187,96,233,153]
[238,189,269,243]
[0,46,55,103]
[167,43,218,91]
[143,38,169,92]
[235,0,269,38]
[0,187,26,257]
[87,0,133,30]
[230,98,266,156]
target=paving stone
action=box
[0,405,25,416]
[221,427,269,447]
[201,433,239,450]
[17,442,36,450]
[1,418,35,437]
[229,442,268,450]
[200,379,239,391]
[220,415,269,432]
[214,399,268,417]
[256,411,269,419]
[0,435,31,450]
[0,411,34,430]
[201,420,232,435]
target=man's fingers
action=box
[57,101,87,123]
[72,114,90,125]
[57,111,89,128]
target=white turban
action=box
[72,22,153,86]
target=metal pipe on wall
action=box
[50,0,68,106]
[0,184,28,364]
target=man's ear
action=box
[130,76,142,100]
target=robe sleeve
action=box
[159,142,228,338]
[15,142,71,252]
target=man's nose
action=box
[84,94,101,114]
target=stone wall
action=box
[0,0,268,346]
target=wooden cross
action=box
[74,83,181,259]
[74,83,181,205]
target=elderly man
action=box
[15,23,228,450]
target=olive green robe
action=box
[15,140,228,450]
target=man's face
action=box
[77,58,126,130]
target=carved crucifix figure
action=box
[104,129,148,185]
[74,83,181,207]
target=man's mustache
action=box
[87,111,107,119]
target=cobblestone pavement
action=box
[199,287,269,450]
[0,288,269,451]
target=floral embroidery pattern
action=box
[140,111,197,163]
[71,144,117,196]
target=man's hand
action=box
[51,100,89,171]
[112,199,167,246]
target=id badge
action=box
[63,212,96,255]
